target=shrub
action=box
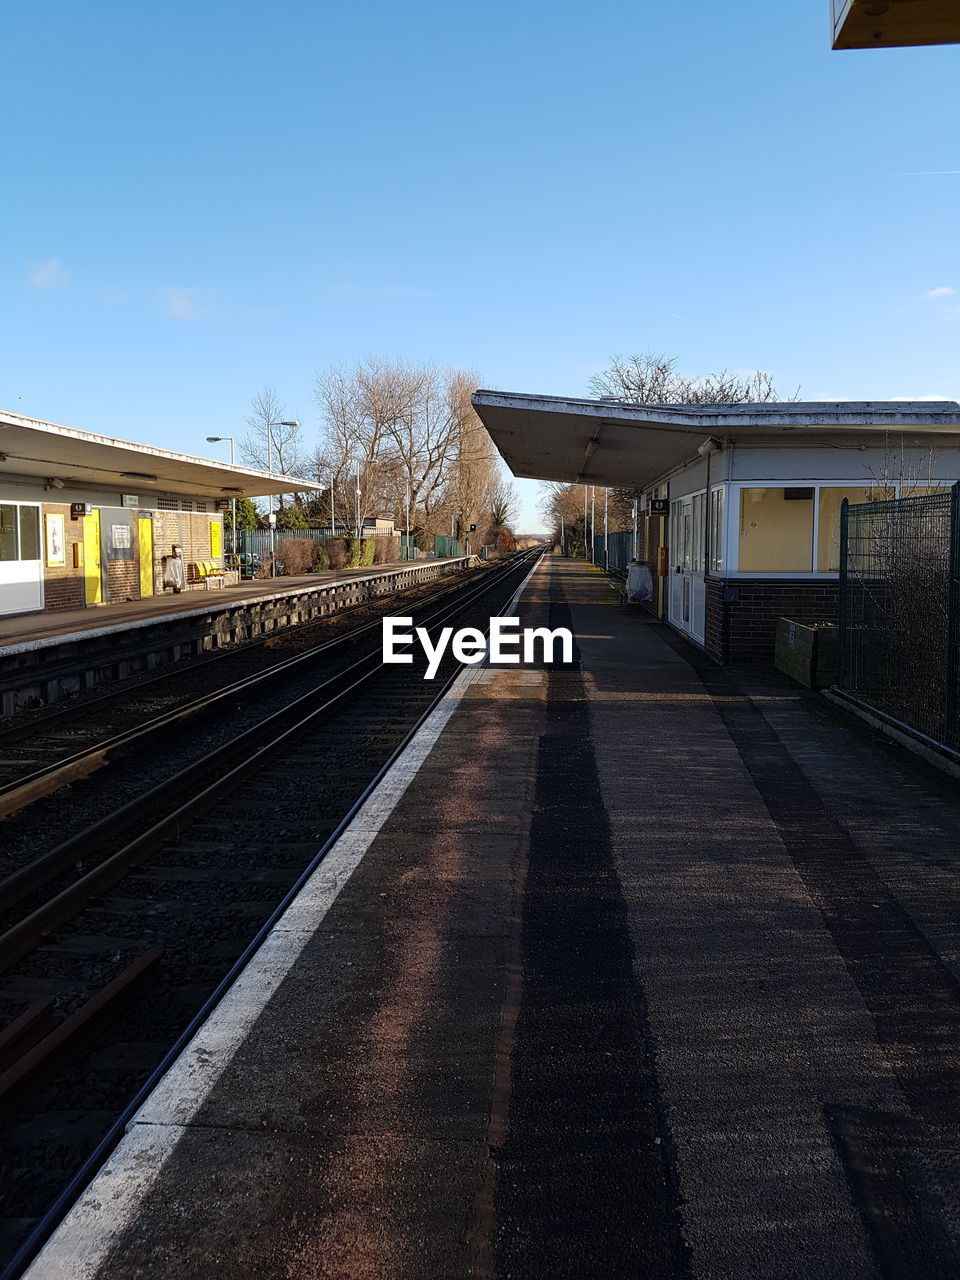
[325,537,348,570]
[279,538,318,575]
[373,535,400,564]
[343,535,364,568]
[360,537,376,567]
[497,527,516,554]
[314,542,330,571]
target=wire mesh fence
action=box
[839,485,960,751]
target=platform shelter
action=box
[0,410,318,619]
[472,392,960,661]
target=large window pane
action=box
[0,505,16,561]
[710,488,725,572]
[18,506,40,561]
[738,488,814,572]
[816,487,878,572]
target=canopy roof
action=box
[0,410,320,500]
[472,391,960,489]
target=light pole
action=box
[265,419,300,576]
[355,461,362,537]
[405,482,411,560]
[206,436,236,554]
[583,484,587,559]
[604,487,609,569]
[590,487,596,563]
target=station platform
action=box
[26,554,960,1279]
[0,559,462,653]
[0,557,469,718]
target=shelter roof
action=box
[0,410,319,500]
[471,391,960,488]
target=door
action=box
[82,510,103,605]
[668,494,706,643]
[0,503,43,616]
[138,516,154,597]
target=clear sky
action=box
[4,0,958,531]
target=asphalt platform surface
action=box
[25,555,960,1279]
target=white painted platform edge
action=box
[22,665,496,1279]
[0,558,469,659]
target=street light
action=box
[206,435,236,554]
[265,419,300,576]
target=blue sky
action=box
[4,0,958,531]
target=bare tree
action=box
[241,387,308,510]
[314,359,496,540]
[589,351,796,405]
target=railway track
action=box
[0,548,541,1277]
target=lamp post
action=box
[206,435,236,554]
[604,487,609,570]
[405,482,411,560]
[265,419,300,576]
[355,461,362,537]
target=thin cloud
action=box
[895,170,960,176]
[162,287,208,319]
[29,258,69,289]
[923,286,955,298]
[99,286,127,306]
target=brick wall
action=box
[154,511,222,592]
[705,577,839,663]
[40,503,85,612]
[107,559,139,603]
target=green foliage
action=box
[360,536,376,566]
[344,535,364,568]
[313,542,330,571]
[276,505,307,531]
[226,497,260,532]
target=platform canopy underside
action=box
[0,410,319,500]
[471,391,960,489]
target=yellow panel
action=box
[138,517,154,597]
[739,489,814,572]
[82,510,102,605]
[210,518,222,558]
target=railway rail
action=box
[0,548,541,1277]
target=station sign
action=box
[649,498,668,516]
[70,503,92,518]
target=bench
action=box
[196,560,226,589]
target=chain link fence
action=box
[839,485,960,751]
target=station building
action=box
[472,392,960,662]
[0,409,318,619]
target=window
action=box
[18,506,40,560]
[739,488,814,572]
[816,487,878,572]
[710,487,725,572]
[691,492,705,572]
[0,506,15,561]
[0,504,40,561]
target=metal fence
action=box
[838,485,960,752]
[433,535,462,558]
[592,530,636,576]
[228,528,443,566]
